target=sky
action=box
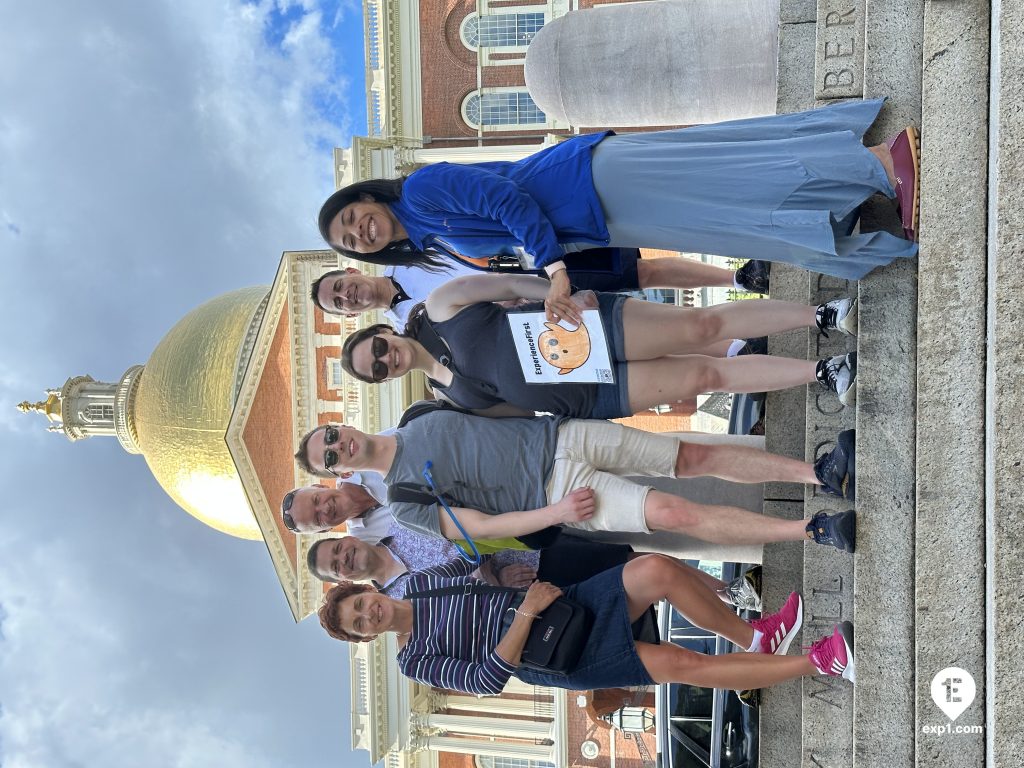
[0,1,369,766]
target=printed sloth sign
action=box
[507,309,615,384]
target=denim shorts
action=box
[588,293,631,419]
[515,564,655,690]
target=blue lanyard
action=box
[422,461,481,565]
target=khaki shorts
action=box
[544,420,680,534]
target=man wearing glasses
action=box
[292,410,856,553]
[280,425,397,542]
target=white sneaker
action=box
[816,297,858,337]
[816,352,858,406]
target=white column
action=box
[444,695,542,716]
[314,331,341,345]
[425,712,553,739]
[503,677,549,696]
[424,736,555,761]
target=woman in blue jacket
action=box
[318,98,917,323]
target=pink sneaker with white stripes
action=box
[751,591,803,655]
[808,621,856,683]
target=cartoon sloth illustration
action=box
[538,321,592,375]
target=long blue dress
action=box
[390,98,915,280]
[591,97,916,279]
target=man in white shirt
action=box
[310,252,759,327]
[309,262,484,326]
[281,470,393,543]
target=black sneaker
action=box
[815,352,857,406]
[814,429,856,500]
[735,260,771,294]
[815,297,858,338]
[806,510,856,553]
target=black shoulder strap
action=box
[397,399,473,429]
[388,482,464,508]
[407,583,518,600]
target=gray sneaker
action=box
[816,297,858,337]
[723,573,763,612]
[816,352,858,406]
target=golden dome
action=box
[133,286,270,540]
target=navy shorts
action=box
[563,247,641,292]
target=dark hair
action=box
[310,269,346,311]
[306,538,337,581]
[318,581,380,643]
[281,489,299,532]
[340,323,397,384]
[317,178,451,272]
[294,427,326,476]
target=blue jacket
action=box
[390,131,612,269]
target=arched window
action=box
[461,12,545,49]
[463,90,546,128]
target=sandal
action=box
[886,126,921,241]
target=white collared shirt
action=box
[384,262,482,326]
[336,471,391,544]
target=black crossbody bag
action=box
[407,582,594,674]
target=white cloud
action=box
[0,1,362,765]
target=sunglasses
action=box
[323,424,342,476]
[369,336,390,382]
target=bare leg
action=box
[637,641,817,689]
[637,255,735,289]
[685,339,735,357]
[622,556,752,645]
[644,491,810,545]
[674,440,819,486]
[624,552,736,604]
[868,144,897,187]
[622,298,816,360]
[626,356,817,412]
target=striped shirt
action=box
[397,558,518,696]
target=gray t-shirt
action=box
[383,410,565,537]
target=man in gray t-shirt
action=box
[294,409,857,553]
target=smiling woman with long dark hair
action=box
[318,98,918,323]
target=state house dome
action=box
[132,286,270,540]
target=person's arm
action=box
[493,581,563,667]
[437,487,596,541]
[542,263,582,325]
[474,559,498,584]
[404,164,565,270]
[426,273,552,321]
[401,646,516,696]
[399,581,563,694]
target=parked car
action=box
[656,560,759,768]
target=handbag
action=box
[407,583,594,674]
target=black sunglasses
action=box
[370,336,389,382]
[323,424,341,476]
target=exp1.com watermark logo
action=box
[921,667,983,735]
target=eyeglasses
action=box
[369,336,390,382]
[323,424,342,476]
